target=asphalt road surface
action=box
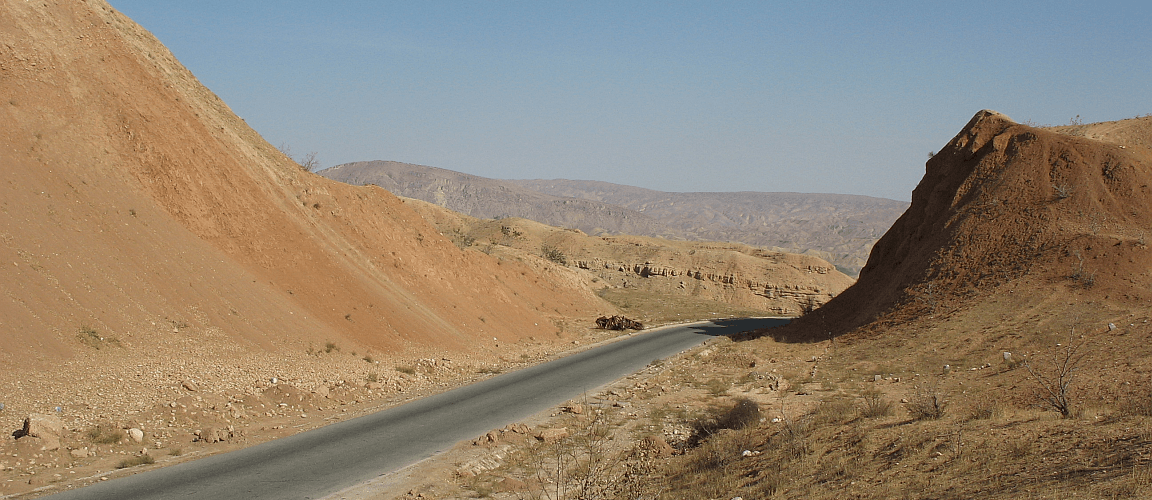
[44,317,789,500]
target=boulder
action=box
[22,413,63,438]
[536,427,569,444]
[127,428,144,443]
[504,423,531,434]
[194,425,238,443]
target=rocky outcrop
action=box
[781,110,1152,339]
[574,256,846,315]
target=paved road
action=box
[44,317,788,500]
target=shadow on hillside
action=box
[720,316,843,343]
[689,317,792,339]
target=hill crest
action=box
[782,110,1152,339]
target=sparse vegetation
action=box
[324,341,339,353]
[690,398,760,441]
[116,454,155,469]
[77,325,121,349]
[395,365,416,375]
[86,423,124,444]
[906,381,947,420]
[967,400,1002,421]
[858,389,894,418]
[541,244,567,265]
[519,410,618,500]
[1069,250,1096,287]
[278,143,319,171]
[1025,324,1091,418]
[366,372,379,383]
[450,228,475,248]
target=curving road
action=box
[43,317,788,500]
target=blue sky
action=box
[109,1,1150,201]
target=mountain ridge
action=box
[319,161,908,275]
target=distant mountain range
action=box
[318,161,909,275]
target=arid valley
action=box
[3,2,1152,499]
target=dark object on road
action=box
[596,315,644,330]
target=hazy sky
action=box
[109,1,1150,201]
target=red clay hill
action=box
[0,0,608,376]
[782,110,1152,340]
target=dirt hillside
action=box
[0,0,612,413]
[402,197,855,319]
[782,110,1152,339]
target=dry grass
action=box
[86,423,123,444]
[116,454,155,469]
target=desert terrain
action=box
[319,162,907,276]
[2,1,1152,499]
[335,112,1152,500]
[0,1,850,498]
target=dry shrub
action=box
[690,398,760,445]
[967,400,1002,421]
[87,423,123,444]
[116,454,155,469]
[1025,325,1091,418]
[703,378,730,397]
[1006,438,1032,459]
[811,397,857,426]
[1119,387,1152,417]
[520,413,617,500]
[906,383,947,421]
[859,389,894,418]
[686,427,757,473]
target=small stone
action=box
[1109,323,1117,331]
[873,374,882,382]
[181,380,199,392]
[70,448,88,458]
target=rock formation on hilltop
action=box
[782,110,1152,339]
